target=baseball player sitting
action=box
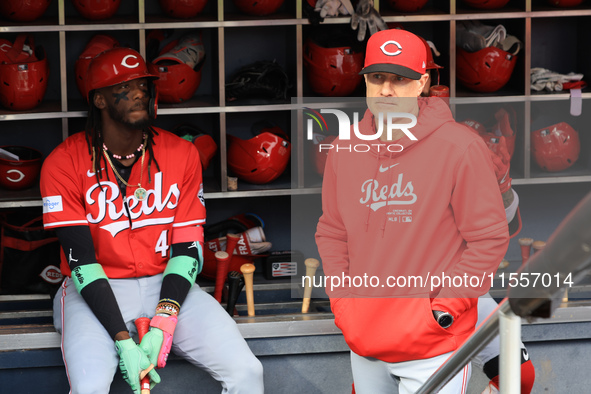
[40,47,263,394]
[316,29,510,393]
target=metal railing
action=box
[417,191,591,393]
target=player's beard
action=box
[107,103,153,130]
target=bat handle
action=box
[226,271,245,316]
[240,263,256,317]
[215,233,240,304]
[135,317,152,394]
[302,258,320,313]
[225,233,241,256]
[214,251,231,302]
[518,238,533,266]
[532,240,546,254]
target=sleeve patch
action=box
[43,196,63,213]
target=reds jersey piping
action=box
[40,128,205,279]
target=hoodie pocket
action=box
[424,297,475,338]
[333,297,464,362]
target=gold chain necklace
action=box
[103,134,148,201]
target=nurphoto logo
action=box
[304,108,418,153]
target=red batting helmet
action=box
[158,0,208,18]
[387,0,428,12]
[71,0,121,20]
[148,34,205,104]
[0,0,51,22]
[418,36,443,70]
[456,46,517,93]
[462,0,510,9]
[461,119,487,136]
[0,35,49,111]
[462,118,511,156]
[227,122,291,184]
[232,0,284,15]
[0,146,43,191]
[303,36,364,97]
[86,47,159,117]
[75,35,120,99]
[547,0,584,6]
[532,122,580,172]
[172,124,218,170]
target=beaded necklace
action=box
[103,133,148,201]
[103,133,146,160]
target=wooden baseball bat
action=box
[214,251,230,302]
[240,263,256,317]
[532,240,546,254]
[518,237,533,265]
[302,258,320,313]
[226,270,245,316]
[134,317,152,394]
[225,233,241,256]
[221,233,241,300]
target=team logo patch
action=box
[43,196,63,213]
[380,40,402,56]
[39,265,64,284]
[272,262,297,277]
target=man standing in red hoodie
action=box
[315,29,510,393]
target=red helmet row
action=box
[233,0,284,15]
[461,0,510,9]
[0,0,213,22]
[532,122,580,172]
[457,46,517,93]
[303,33,364,97]
[0,146,43,191]
[159,0,208,18]
[387,0,429,12]
[75,32,206,105]
[0,34,49,111]
[71,0,121,20]
[462,0,581,9]
[0,0,51,22]
[148,33,206,104]
[228,122,291,184]
[546,0,585,6]
[75,35,120,100]
[172,124,218,170]
[456,21,521,93]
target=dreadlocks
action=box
[85,90,162,188]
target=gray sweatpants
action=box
[54,274,264,394]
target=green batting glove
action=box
[139,314,178,369]
[115,338,161,393]
[138,327,164,367]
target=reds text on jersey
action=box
[40,128,205,279]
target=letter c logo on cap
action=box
[121,55,139,69]
[380,41,402,56]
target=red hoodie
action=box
[315,98,509,362]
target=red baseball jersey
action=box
[40,128,206,279]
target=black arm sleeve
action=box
[55,226,128,339]
[158,241,201,308]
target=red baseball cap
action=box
[360,29,427,80]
